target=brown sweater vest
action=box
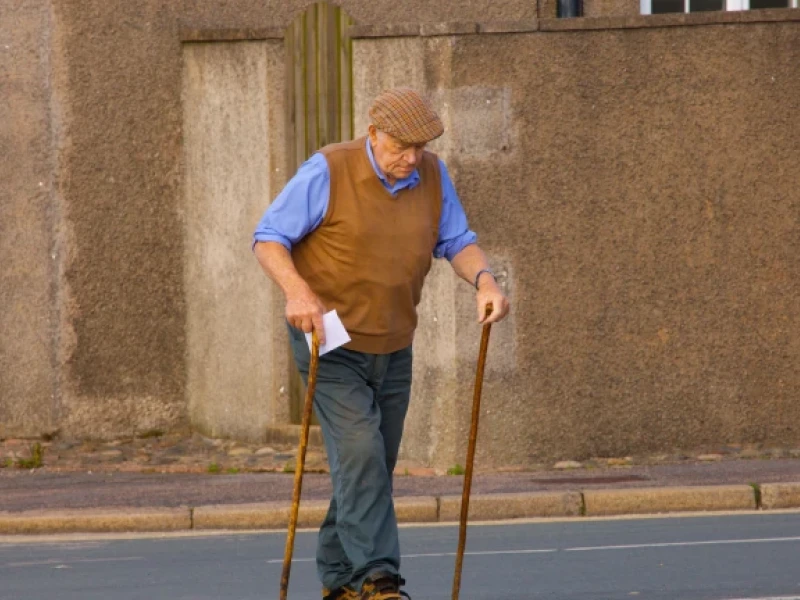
[291,137,442,354]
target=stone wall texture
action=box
[381,23,800,465]
[180,0,536,30]
[51,0,188,437]
[182,40,289,442]
[0,0,58,438]
[2,0,799,466]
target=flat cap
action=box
[369,87,444,145]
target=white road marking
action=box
[2,556,144,568]
[267,548,557,564]
[406,548,557,558]
[266,534,800,564]
[565,536,800,552]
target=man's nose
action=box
[405,149,417,164]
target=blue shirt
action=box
[252,139,476,261]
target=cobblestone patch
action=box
[0,433,324,475]
[1,435,800,476]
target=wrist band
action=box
[474,268,496,289]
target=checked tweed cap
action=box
[369,88,444,145]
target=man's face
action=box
[368,125,426,183]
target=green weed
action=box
[16,442,44,469]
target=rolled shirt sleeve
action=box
[434,159,477,261]
[252,153,330,251]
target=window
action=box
[734,0,798,7]
[642,0,797,13]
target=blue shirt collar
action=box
[365,137,420,194]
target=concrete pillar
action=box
[352,37,516,469]
[0,0,59,438]
[182,40,290,441]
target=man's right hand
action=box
[285,287,327,345]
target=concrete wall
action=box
[352,36,518,468]
[353,21,800,466]
[182,40,289,441]
[0,0,537,443]
[3,0,799,466]
[49,0,188,437]
[180,0,536,31]
[0,0,58,438]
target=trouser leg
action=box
[287,326,412,591]
[316,496,351,589]
[375,346,413,490]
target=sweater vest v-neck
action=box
[291,137,443,354]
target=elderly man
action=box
[253,88,510,600]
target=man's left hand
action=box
[477,278,510,324]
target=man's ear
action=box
[367,124,378,143]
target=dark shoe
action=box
[322,586,360,600]
[360,572,411,600]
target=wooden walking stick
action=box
[452,304,493,600]
[280,329,320,600]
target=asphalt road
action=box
[2,512,800,600]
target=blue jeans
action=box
[287,324,413,591]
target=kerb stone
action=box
[395,496,439,523]
[0,508,191,535]
[584,485,756,516]
[439,492,583,522]
[761,482,800,510]
[193,500,329,530]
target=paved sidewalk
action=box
[2,434,800,534]
[2,458,800,513]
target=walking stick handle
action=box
[452,304,493,600]
[280,329,320,600]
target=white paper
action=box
[305,309,351,356]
